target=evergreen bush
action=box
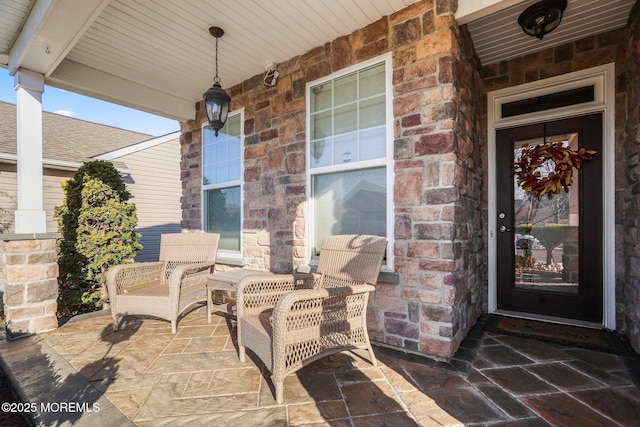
[0,190,14,233]
[55,160,142,317]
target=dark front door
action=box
[496,113,603,323]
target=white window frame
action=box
[305,53,394,271]
[201,109,244,263]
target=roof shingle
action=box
[0,101,154,164]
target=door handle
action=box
[499,225,511,233]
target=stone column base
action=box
[1,234,59,339]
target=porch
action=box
[2,0,640,360]
[1,306,638,426]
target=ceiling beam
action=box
[47,59,195,121]
[456,0,527,25]
[8,0,110,76]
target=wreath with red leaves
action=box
[512,141,596,200]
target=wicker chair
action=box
[106,233,220,333]
[236,234,387,403]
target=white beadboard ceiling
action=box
[2,0,422,121]
[0,0,34,54]
[467,0,636,66]
[0,0,636,122]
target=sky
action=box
[0,68,179,137]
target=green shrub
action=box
[0,190,14,233]
[517,223,575,265]
[76,175,141,282]
[55,160,142,317]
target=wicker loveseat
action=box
[106,232,220,333]
[236,234,387,403]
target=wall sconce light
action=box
[203,26,231,136]
[518,0,567,40]
[263,60,279,87]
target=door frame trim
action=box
[487,63,616,329]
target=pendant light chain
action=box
[214,36,221,84]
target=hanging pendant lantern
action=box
[203,26,231,136]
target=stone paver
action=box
[0,307,638,426]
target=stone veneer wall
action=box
[624,3,640,354]
[390,12,484,356]
[479,27,633,334]
[180,0,485,358]
[1,236,58,338]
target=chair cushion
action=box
[243,309,273,336]
[115,281,171,322]
[123,281,167,296]
[240,309,274,371]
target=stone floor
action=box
[1,306,639,426]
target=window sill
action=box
[295,264,399,284]
[215,254,244,267]
[378,270,399,284]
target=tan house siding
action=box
[1,158,181,249]
[112,139,182,262]
[0,166,72,234]
[0,165,17,233]
[1,138,181,262]
[2,103,181,264]
[43,168,74,232]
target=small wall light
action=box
[203,26,231,136]
[263,61,279,87]
[518,0,567,40]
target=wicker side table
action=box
[207,269,273,323]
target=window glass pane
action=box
[311,138,332,168]
[334,134,357,165]
[226,113,241,136]
[310,60,386,170]
[214,140,227,161]
[359,63,385,98]
[203,125,215,149]
[312,110,333,140]
[513,133,580,293]
[313,167,386,254]
[228,137,241,161]
[312,84,332,111]
[203,112,242,254]
[228,161,241,182]
[334,73,357,106]
[502,86,595,118]
[360,95,385,128]
[334,104,357,135]
[228,138,241,181]
[204,146,214,166]
[205,187,241,252]
[202,126,215,185]
[359,127,386,161]
[203,113,241,185]
[215,161,229,183]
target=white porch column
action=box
[13,69,46,234]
